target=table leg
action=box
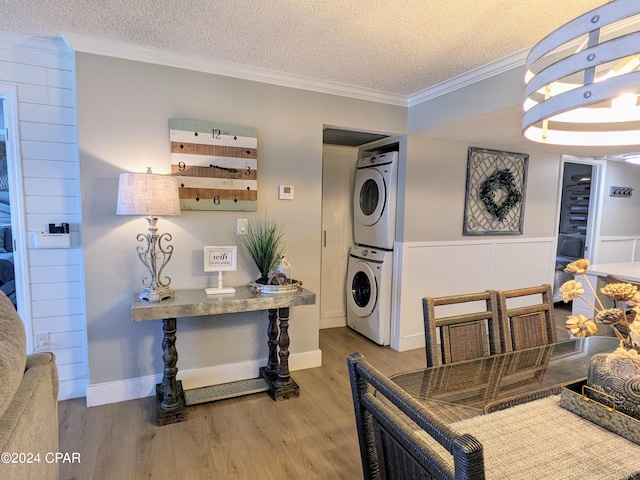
[259,307,299,400]
[156,317,187,425]
[265,308,279,374]
[276,307,291,386]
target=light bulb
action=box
[623,153,640,165]
[612,92,638,110]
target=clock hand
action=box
[209,164,239,173]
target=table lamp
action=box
[116,168,181,302]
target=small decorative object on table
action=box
[559,259,640,419]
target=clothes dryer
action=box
[346,245,392,345]
[353,151,398,250]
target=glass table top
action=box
[390,336,620,422]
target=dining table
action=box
[389,336,640,479]
[391,336,620,422]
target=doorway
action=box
[0,100,15,306]
[320,127,390,329]
[0,86,32,351]
[553,157,603,302]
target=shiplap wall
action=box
[0,32,87,400]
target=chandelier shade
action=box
[522,0,640,146]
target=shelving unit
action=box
[560,173,591,235]
[565,178,590,234]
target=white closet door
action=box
[320,146,356,328]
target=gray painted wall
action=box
[76,53,407,385]
[599,161,640,237]
[400,135,562,242]
[6,31,639,398]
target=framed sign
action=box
[463,147,528,236]
[170,118,258,211]
[204,246,237,272]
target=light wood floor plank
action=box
[58,315,569,479]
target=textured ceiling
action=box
[3,0,636,157]
[0,0,606,96]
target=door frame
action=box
[557,155,606,263]
[0,83,33,352]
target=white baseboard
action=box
[85,349,322,407]
[391,332,425,352]
[320,316,347,329]
[58,377,89,401]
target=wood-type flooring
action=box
[58,307,571,479]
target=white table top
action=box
[586,262,640,283]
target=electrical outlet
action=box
[34,333,50,351]
[237,218,248,235]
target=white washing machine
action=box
[353,151,398,250]
[346,245,393,346]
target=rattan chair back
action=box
[423,291,501,367]
[347,352,485,480]
[495,284,557,352]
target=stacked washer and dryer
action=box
[346,150,398,346]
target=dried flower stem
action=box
[573,292,599,313]
[609,320,627,345]
[581,274,605,311]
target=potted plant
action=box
[237,216,285,282]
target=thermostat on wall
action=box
[278,185,294,200]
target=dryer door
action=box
[347,260,378,317]
[354,168,386,227]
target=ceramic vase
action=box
[587,353,640,420]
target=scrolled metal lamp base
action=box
[137,216,175,302]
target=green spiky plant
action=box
[238,216,285,280]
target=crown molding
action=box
[0,31,73,57]
[407,48,529,107]
[61,31,408,107]
[406,8,640,108]
[61,31,533,109]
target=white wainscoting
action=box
[595,236,640,264]
[569,236,640,323]
[391,237,556,352]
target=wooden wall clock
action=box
[169,118,258,211]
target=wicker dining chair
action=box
[423,291,502,367]
[347,352,485,480]
[495,284,557,352]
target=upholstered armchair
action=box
[0,292,59,480]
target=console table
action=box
[131,286,316,425]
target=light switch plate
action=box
[278,185,294,200]
[237,218,248,235]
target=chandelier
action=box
[522,0,640,146]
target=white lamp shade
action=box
[116,172,181,216]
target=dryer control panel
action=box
[356,151,398,169]
[349,245,389,263]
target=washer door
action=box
[354,168,386,227]
[347,260,378,317]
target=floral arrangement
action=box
[560,258,640,379]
